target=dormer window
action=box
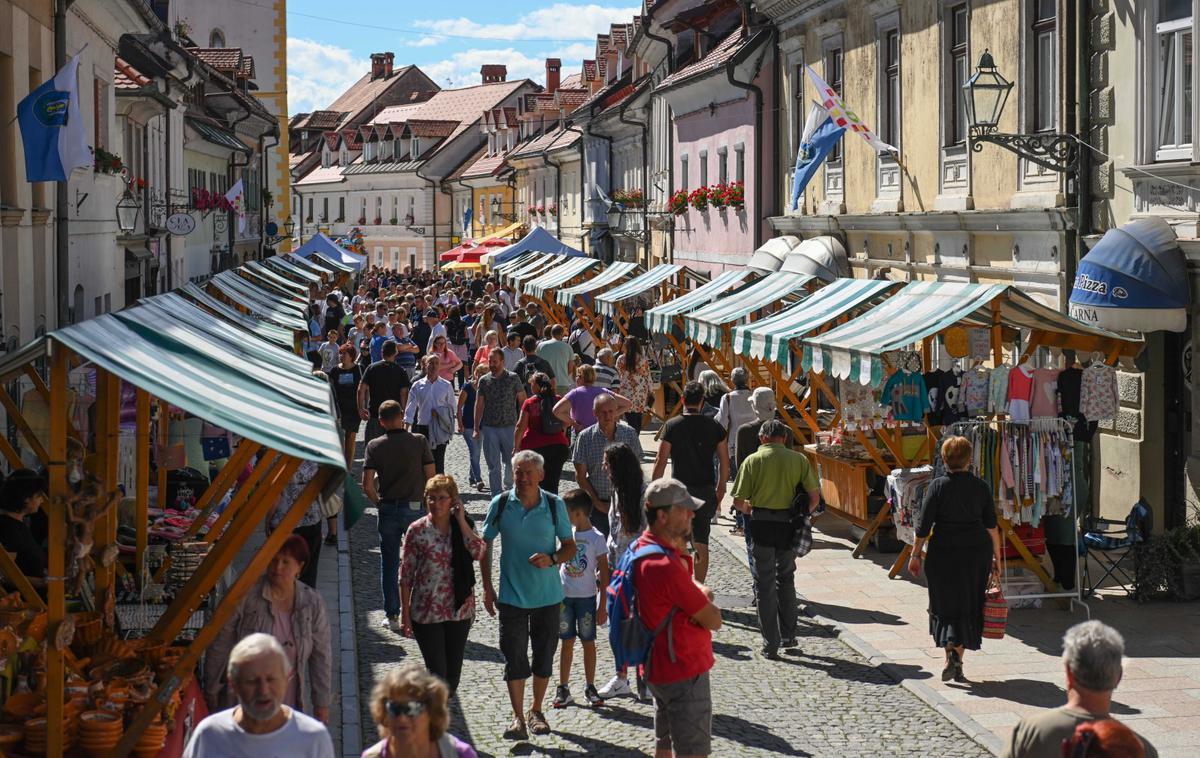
[488,133,496,155]
[507,129,516,151]
[321,145,331,168]
[394,139,403,161]
[381,138,392,161]
[364,142,375,162]
[340,147,348,164]
[412,137,421,159]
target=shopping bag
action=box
[982,575,1008,640]
[791,512,814,557]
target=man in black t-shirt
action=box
[357,340,412,442]
[508,311,537,344]
[514,335,555,390]
[652,381,729,583]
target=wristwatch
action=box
[548,552,558,565]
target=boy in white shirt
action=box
[553,489,610,708]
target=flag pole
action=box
[54,0,77,329]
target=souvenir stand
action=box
[0,260,348,757]
[795,280,1141,591]
[644,269,755,418]
[555,262,642,349]
[521,257,602,327]
[594,264,689,343]
[730,278,904,448]
[680,271,816,386]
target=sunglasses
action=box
[385,699,427,718]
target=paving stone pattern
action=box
[349,435,988,757]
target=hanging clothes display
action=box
[935,368,966,424]
[880,369,930,423]
[1006,365,1036,421]
[1080,361,1119,421]
[924,368,947,424]
[839,380,889,426]
[1056,366,1096,441]
[887,466,934,545]
[988,364,1010,414]
[1029,367,1062,418]
[961,367,992,417]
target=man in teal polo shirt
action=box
[731,419,821,659]
[481,449,575,741]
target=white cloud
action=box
[412,3,638,42]
[420,48,547,89]
[287,38,369,115]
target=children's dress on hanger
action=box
[1006,365,1035,421]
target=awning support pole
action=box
[135,389,151,581]
[46,343,69,758]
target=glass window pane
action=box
[1036,32,1055,130]
[888,73,900,146]
[1162,0,1191,23]
[1184,31,1194,145]
[953,6,967,46]
[954,55,968,143]
[1159,33,1177,147]
[1035,0,1055,22]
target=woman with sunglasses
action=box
[363,663,477,758]
[428,335,464,386]
[399,475,485,694]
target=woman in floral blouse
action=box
[617,336,652,432]
[399,474,486,693]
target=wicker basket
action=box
[982,577,1008,640]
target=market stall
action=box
[0,269,348,756]
[794,280,1141,591]
[236,261,310,303]
[522,257,602,327]
[266,254,328,287]
[555,262,641,348]
[490,251,538,277]
[177,283,297,351]
[206,272,309,334]
[507,255,576,292]
[594,264,688,342]
[499,253,567,288]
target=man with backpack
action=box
[611,477,722,758]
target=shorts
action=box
[688,485,718,545]
[650,671,712,756]
[497,602,559,681]
[558,596,597,642]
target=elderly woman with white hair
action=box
[697,369,730,416]
[184,633,334,757]
[717,367,758,468]
[363,663,478,757]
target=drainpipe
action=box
[643,23,676,264]
[726,23,775,250]
[1072,0,1090,293]
[540,135,562,240]
[261,124,280,259]
[618,90,649,266]
[563,123,586,252]
[54,0,76,326]
[225,106,254,270]
[415,163,438,268]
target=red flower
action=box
[687,186,710,211]
[668,189,688,215]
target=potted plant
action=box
[611,188,627,206]
[708,183,728,209]
[536,205,546,215]
[626,188,644,209]
[727,180,745,210]
[1134,523,1200,602]
[548,203,558,217]
[389,216,398,225]
[668,189,688,215]
[93,148,123,175]
[688,186,710,211]
[373,216,382,225]
[357,215,367,224]
[527,206,538,217]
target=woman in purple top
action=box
[553,364,630,433]
[362,663,477,758]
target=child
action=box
[552,489,610,708]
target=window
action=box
[699,149,708,186]
[717,147,728,184]
[412,138,421,159]
[337,197,344,222]
[306,197,312,220]
[792,63,806,155]
[1156,0,1193,159]
[680,154,688,190]
[321,145,330,168]
[882,28,901,148]
[93,79,109,150]
[824,46,843,160]
[339,147,347,164]
[735,144,745,183]
[394,139,403,161]
[1030,0,1056,133]
[946,4,969,146]
[321,197,328,221]
[209,29,225,48]
[391,196,398,222]
[364,141,375,162]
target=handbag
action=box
[791,512,814,557]
[982,575,1008,640]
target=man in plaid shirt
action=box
[571,393,642,536]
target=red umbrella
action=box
[442,236,510,264]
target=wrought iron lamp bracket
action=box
[969,129,1080,174]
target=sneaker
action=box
[585,683,603,707]
[762,645,780,660]
[527,709,551,735]
[385,616,401,633]
[781,637,798,649]
[596,674,632,699]
[552,684,573,709]
[475,481,487,492]
[503,716,527,740]
[324,532,337,545]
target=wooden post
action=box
[0,548,46,609]
[110,467,335,758]
[135,390,151,581]
[0,433,24,469]
[157,399,169,507]
[180,441,261,539]
[0,385,50,463]
[45,344,69,758]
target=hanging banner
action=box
[805,66,896,154]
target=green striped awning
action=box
[238,262,309,301]
[799,280,1142,386]
[645,270,752,335]
[179,283,296,349]
[595,264,683,317]
[682,271,814,348]
[508,255,571,289]
[492,251,538,275]
[556,262,639,306]
[208,272,308,332]
[731,278,901,364]
[265,255,324,284]
[525,257,600,299]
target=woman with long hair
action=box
[513,372,570,493]
[617,336,651,432]
[474,330,500,370]
[427,335,464,385]
[698,369,730,415]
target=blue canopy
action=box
[491,227,585,264]
[1069,217,1187,333]
[293,232,366,271]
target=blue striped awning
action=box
[595,264,683,317]
[732,279,901,364]
[644,270,753,335]
[556,262,640,306]
[682,271,813,348]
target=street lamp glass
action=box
[283,217,295,236]
[404,212,415,227]
[116,189,141,233]
[606,204,621,230]
[963,50,1013,132]
[491,197,500,215]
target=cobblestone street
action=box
[348,434,989,757]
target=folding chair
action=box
[1081,498,1153,597]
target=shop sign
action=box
[165,212,196,236]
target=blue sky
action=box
[286,1,639,115]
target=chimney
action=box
[545,58,561,94]
[481,64,507,84]
[383,52,394,78]
[370,53,386,80]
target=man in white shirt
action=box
[404,354,456,473]
[183,633,334,758]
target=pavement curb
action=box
[711,522,1004,757]
[337,524,363,758]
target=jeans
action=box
[412,618,472,693]
[751,542,798,651]
[481,424,515,494]
[531,443,569,495]
[377,500,427,618]
[463,429,482,484]
[412,424,446,474]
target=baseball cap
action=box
[644,478,704,511]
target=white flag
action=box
[225,178,246,234]
[805,66,896,154]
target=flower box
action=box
[687,186,710,211]
[668,190,688,215]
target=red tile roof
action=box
[114,57,150,90]
[610,24,627,47]
[303,110,344,130]
[322,64,416,129]
[323,131,341,150]
[503,106,517,125]
[582,60,597,81]
[342,128,362,149]
[561,72,583,90]
[658,28,754,90]
[370,103,425,125]
[238,55,255,79]
[557,89,588,108]
[408,119,458,137]
[188,47,243,72]
[597,58,608,81]
[596,35,610,54]
[461,147,508,179]
[406,80,527,144]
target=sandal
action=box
[527,709,551,735]
[503,716,527,740]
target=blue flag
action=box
[17,53,92,182]
[791,111,846,210]
[463,206,473,236]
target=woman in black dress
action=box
[908,435,1002,682]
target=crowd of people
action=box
[175,264,1156,758]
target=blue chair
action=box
[1081,498,1153,597]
